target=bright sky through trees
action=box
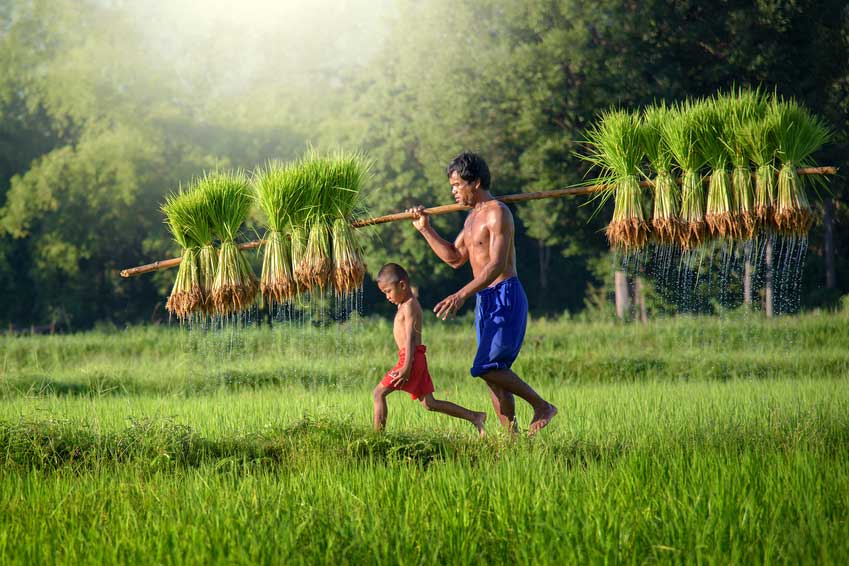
[124,0,392,98]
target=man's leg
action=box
[481,368,557,434]
[419,394,487,436]
[373,385,394,431]
[485,381,517,432]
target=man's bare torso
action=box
[461,200,517,286]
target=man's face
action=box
[377,279,406,305]
[449,171,479,206]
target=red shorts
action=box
[380,345,435,400]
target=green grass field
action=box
[1,312,848,564]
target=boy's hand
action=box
[388,366,412,387]
[434,291,466,320]
[406,205,429,231]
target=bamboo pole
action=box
[120,166,838,278]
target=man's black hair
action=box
[446,151,491,192]
[377,263,409,284]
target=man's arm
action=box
[408,206,469,269]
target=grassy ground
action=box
[1,312,848,564]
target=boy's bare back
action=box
[393,296,422,351]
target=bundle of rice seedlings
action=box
[259,230,294,303]
[331,218,366,294]
[661,100,708,249]
[299,218,332,290]
[292,150,371,293]
[291,154,334,291]
[770,97,832,236]
[254,161,306,304]
[724,88,766,240]
[201,171,259,315]
[700,98,736,239]
[161,188,203,320]
[641,103,682,245]
[740,100,779,232]
[174,187,218,314]
[583,109,648,251]
[196,241,218,314]
[327,151,371,294]
[289,223,309,293]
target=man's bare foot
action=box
[472,412,487,437]
[529,403,557,436]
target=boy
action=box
[372,263,487,436]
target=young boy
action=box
[372,263,487,436]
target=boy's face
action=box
[377,279,407,305]
[449,171,480,206]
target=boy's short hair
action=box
[377,263,409,284]
[447,151,491,192]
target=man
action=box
[407,151,557,434]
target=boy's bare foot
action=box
[529,403,557,436]
[472,412,487,437]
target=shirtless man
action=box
[407,151,557,434]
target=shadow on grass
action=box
[0,415,627,473]
[0,369,343,399]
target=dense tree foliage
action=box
[1,0,847,328]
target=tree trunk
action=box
[538,241,550,290]
[824,197,836,289]
[634,276,648,324]
[764,240,774,318]
[743,259,753,307]
[614,270,629,320]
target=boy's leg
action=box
[419,394,486,436]
[373,384,395,431]
[480,368,557,434]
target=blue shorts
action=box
[470,276,528,377]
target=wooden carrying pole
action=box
[120,166,838,278]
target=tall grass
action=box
[1,315,848,564]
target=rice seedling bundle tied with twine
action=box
[298,153,370,295]
[584,109,649,251]
[725,88,765,240]
[583,89,833,251]
[327,153,370,295]
[253,151,371,304]
[203,171,259,316]
[771,98,832,236]
[162,190,203,320]
[700,99,737,239]
[740,108,779,233]
[641,102,682,245]
[661,100,708,249]
[254,161,304,304]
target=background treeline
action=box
[1,0,848,329]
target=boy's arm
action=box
[434,205,511,319]
[389,302,419,386]
[408,206,469,269]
